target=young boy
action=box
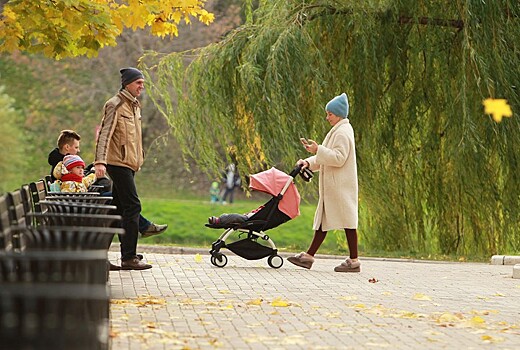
[53,154,97,192]
[48,130,81,182]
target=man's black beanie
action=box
[120,67,144,89]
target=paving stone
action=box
[109,248,520,350]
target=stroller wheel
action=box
[210,254,228,268]
[268,254,284,269]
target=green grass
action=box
[138,197,490,262]
[139,196,348,255]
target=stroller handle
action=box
[289,164,313,182]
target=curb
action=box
[513,264,520,279]
[490,255,520,265]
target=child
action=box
[48,129,81,182]
[209,181,220,203]
[52,154,96,193]
[208,205,264,226]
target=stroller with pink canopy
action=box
[207,165,312,268]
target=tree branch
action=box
[398,16,464,29]
[303,5,465,30]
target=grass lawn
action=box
[138,197,489,262]
[139,196,351,256]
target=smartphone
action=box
[300,137,309,145]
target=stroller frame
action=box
[208,166,312,268]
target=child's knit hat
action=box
[63,154,85,171]
[325,93,349,118]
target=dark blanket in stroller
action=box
[208,205,265,228]
[208,213,248,227]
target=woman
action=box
[288,92,360,272]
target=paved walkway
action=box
[108,246,520,349]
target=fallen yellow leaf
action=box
[271,297,289,307]
[111,295,167,307]
[481,335,505,343]
[437,312,464,324]
[398,311,419,319]
[470,316,486,326]
[246,298,263,306]
[413,293,432,301]
[194,253,203,263]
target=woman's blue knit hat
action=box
[325,93,349,118]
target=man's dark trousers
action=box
[107,164,141,261]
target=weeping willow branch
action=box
[143,0,520,258]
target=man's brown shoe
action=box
[121,257,152,270]
[141,223,168,238]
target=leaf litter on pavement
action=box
[336,293,518,344]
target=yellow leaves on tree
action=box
[483,98,513,123]
[0,0,215,59]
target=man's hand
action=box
[95,163,107,178]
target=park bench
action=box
[0,249,108,285]
[6,189,29,250]
[0,179,124,349]
[29,180,47,214]
[20,225,124,252]
[38,200,116,215]
[0,194,14,251]
[43,194,113,204]
[0,282,109,350]
[27,212,121,228]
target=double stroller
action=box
[207,165,312,268]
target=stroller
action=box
[207,165,313,268]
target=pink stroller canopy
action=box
[248,167,300,219]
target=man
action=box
[94,67,155,270]
[48,129,168,238]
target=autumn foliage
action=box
[0,0,214,59]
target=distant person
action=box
[94,67,153,270]
[209,181,220,203]
[220,163,240,204]
[287,92,361,272]
[48,129,167,238]
[52,154,96,192]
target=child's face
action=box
[62,139,81,155]
[70,165,84,177]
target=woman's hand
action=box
[302,139,318,154]
[296,159,310,169]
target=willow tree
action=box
[143,0,519,258]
